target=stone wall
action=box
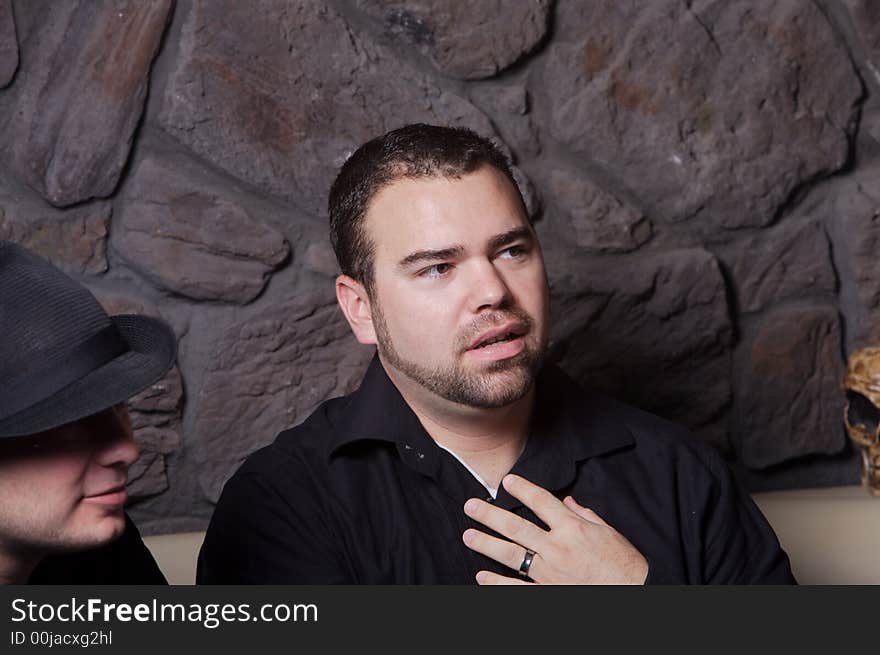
[1,0,878,534]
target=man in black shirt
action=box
[0,242,175,584]
[198,124,794,584]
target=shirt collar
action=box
[326,355,435,458]
[511,364,635,495]
[326,354,635,482]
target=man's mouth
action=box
[468,323,528,351]
[83,484,128,506]
[471,332,519,349]
[465,322,529,362]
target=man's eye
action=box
[419,263,452,278]
[499,245,526,259]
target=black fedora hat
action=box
[0,241,177,438]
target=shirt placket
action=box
[397,440,514,582]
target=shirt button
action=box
[485,496,494,503]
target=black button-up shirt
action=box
[198,357,795,584]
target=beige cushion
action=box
[752,485,880,584]
[143,532,204,585]
[143,485,880,584]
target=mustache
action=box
[457,308,534,352]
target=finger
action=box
[501,474,571,528]
[563,496,608,526]
[463,528,541,577]
[475,570,533,585]
[464,498,547,552]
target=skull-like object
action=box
[843,347,880,496]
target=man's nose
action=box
[95,406,139,468]
[469,259,511,312]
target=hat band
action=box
[0,324,127,423]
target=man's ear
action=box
[335,274,377,345]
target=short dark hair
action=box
[328,123,521,296]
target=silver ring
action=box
[518,549,536,577]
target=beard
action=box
[371,301,545,409]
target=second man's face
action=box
[363,165,550,409]
[0,405,138,558]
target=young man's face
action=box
[0,406,139,557]
[361,165,550,408]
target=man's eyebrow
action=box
[397,228,535,269]
[398,245,465,269]
[488,227,534,251]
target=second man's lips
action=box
[84,482,127,498]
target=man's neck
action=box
[383,364,535,490]
[0,544,41,585]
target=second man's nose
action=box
[93,405,140,469]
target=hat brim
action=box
[0,315,177,438]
